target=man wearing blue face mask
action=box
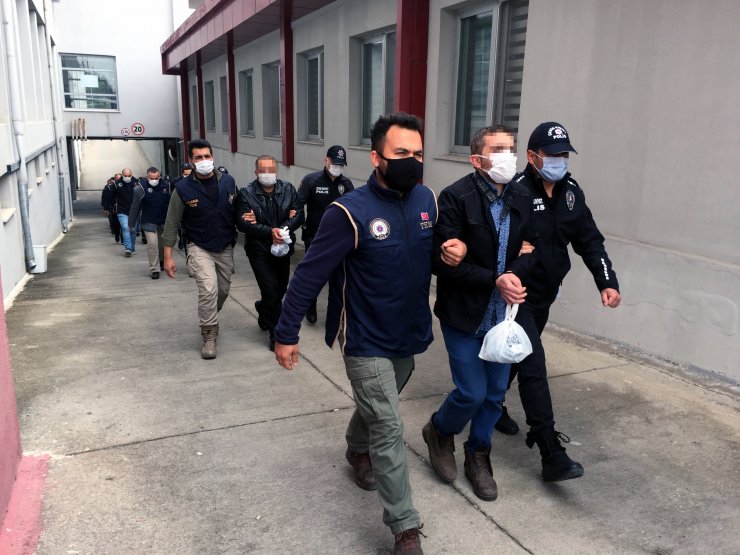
[496,121,621,483]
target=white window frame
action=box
[262,62,282,138]
[451,0,528,151]
[301,49,324,141]
[60,53,119,112]
[204,80,216,131]
[360,31,395,143]
[238,69,255,136]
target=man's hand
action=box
[272,228,284,244]
[601,288,621,308]
[163,257,176,279]
[441,238,467,267]
[275,342,300,370]
[495,272,527,304]
[103,209,109,216]
[519,241,534,256]
[289,209,297,218]
[242,210,256,224]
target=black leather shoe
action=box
[141,235,148,245]
[255,300,268,331]
[151,271,160,280]
[526,429,584,482]
[305,303,318,324]
[494,406,520,435]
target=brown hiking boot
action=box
[394,528,424,554]
[345,448,376,491]
[463,441,498,501]
[422,415,457,482]
[200,325,218,359]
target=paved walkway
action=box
[6,193,740,554]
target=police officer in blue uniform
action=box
[297,145,354,323]
[128,167,170,279]
[499,122,621,482]
[162,139,238,359]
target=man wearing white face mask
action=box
[162,139,239,359]
[128,167,170,279]
[114,168,139,257]
[496,121,620,483]
[235,155,304,351]
[296,145,354,324]
[422,125,539,501]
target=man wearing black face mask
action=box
[272,113,466,554]
[497,121,621,483]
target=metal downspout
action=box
[42,0,69,232]
[1,0,36,270]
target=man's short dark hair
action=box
[187,139,212,158]
[146,166,160,175]
[370,112,423,153]
[255,155,277,169]
[470,125,515,155]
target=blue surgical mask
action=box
[535,154,568,182]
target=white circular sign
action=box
[120,127,131,136]
[131,122,145,136]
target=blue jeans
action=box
[433,321,511,453]
[116,213,138,252]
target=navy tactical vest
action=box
[326,173,437,358]
[175,172,237,252]
[140,180,170,226]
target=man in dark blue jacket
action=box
[274,113,465,555]
[113,168,138,256]
[422,125,538,502]
[162,139,238,359]
[128,167,170,279]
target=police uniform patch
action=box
[566,190,575,211]
[148,187,153,193]
[338,184,345,195]
[369,218,390,240]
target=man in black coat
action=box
[422,125,538,501]
[497,121,621,483]
[235,155,304,351]
[297,145,354,323]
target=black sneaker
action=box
[494,406,520,435]
[151,271,160,280]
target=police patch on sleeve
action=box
[369,218,390,240]
[566,190,575,211]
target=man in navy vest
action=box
[162,139,238,359]
[128,167,170,279]
[273,113,466,555]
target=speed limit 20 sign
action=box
[131,122,145,136]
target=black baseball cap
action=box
[326,145,347,166]
[527,122,578,154]
[180,163,192,171]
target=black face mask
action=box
[377,155,423,193]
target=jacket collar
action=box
[367,171,406,202]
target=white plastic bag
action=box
[478,304,533,364]
[270,227,291,257]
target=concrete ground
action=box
[6,193,740,555]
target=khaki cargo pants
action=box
[187,244,234,327]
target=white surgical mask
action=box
[485,152,517,184]
[328,165,343,177]
[195,159,214,175]
[258,173,277,186]
[122,176,132,183]
[148,178,159,186]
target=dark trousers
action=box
[508,303,555,432]
[108,212,120,237]
[247,249,291,336]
